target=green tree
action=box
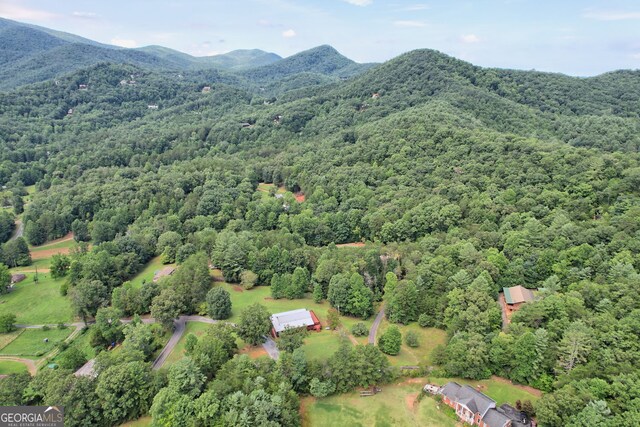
[206,287,232,320]
[444,332,491,379]
[378,326,402,355]
[0,263,10,294]
[96,361,155,425]
[151,288,184,330]
[50,254,71,279]
[309,378,336,397]
[70,280,109,324]
[556,321,592,374]
[277,327,307,353]
[387,280,419,324]
[0,313,16,333]
[237,303,271,346]
[351,322,369,337]
[2,237,31,267]
[57,347,87,370]
[240,270,258,290]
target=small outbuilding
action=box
[153,266,176,282]
[270,309,321,337]
[10,274,26,285]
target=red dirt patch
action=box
[232,285,244,292]
[405,392,419,411]
[336,242,366,248]
[491,375,543,397]
[294,192,305,202]
[239,346,269,359]
[31,247,72,260]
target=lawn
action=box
[302,380,456,427]
[377,320,448,367]
[163,321,211,367]
[428,376,541,406]
[0,327,72,357]
[0,360,29,375]
[29,238,78,252]
[0,329,23,350]
[130,256,175,289]
[119,416,152,427]
[0,273,73,324]
[301,331,351,361]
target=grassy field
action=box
[303,380,456,427]
[29,238,78,252]
[0,327,72,357]
[0,329,23,350]
[0,360,29,375]
[302,330,352,361]
[376,320,447,367]
[130,257,175,289]
[0,273,73,324]
[163,321,210,367]
[428,376,540,406]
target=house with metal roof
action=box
[503,285,535,314]
[270,309,321,337]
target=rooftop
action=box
[503,285,534,304]
[271,309,315,333]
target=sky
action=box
[1,0,639,76]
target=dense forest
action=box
[1,18,640,427]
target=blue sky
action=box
[1,0,639,75]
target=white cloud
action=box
[0,2,57,21]
[631,53,640,60]
[111,38,138,48]
[282,29,296,38]
[393,20,426,28]
[343,0,372,6]
[405,4,430,11]
[460,34,481,43]
[72,11,98,19]
[583,9,640,21]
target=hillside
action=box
[2,21,640,427]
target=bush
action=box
[59,282,69,296]
[57,347,88,370]
[351,322,369,337]
[42,325,50,331]
[57,322,67,330]
[327,308,341,330]
[418,313,432,328]
[240,270,258,290]
[378,326,402,355]
[405,330,420,347]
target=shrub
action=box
[42,325,50,331]
[405,330,419,347]
[206,287,232,320]
[351,322,369,337]
[57,322,67,330]
[378,326,402,355]
[0,313,17,333]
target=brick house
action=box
[437,382,532,427]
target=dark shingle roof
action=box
[440,382,461,400]
[440,383,495,416]
[483,408,511,427]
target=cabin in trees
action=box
[503,285,535,314]
[435,382,531,427]
[153,266,176,282]
[201,86,211,93]
[270,309,321,337]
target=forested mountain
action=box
[1,21,640,427]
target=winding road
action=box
[9,219,24,240]
[368,304,385,344]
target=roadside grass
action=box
[29,238,78,252]
[0,328,72,357]
[130,256,175,289]
[52,327,95,365]
[428,376,541,406]
[0,273,73,325]
[163,321,210,367]
[302,380,456,427]
[0,360,29,375]
[377,320,447,367]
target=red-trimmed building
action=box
[270,309,321,337]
